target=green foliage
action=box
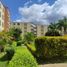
[35,36,67,59]
[8,47,38,67]
[45,30,61,36]
[46,22,61,36]
[0,53,9,67]
[57,17,67,32]
[5,48,14,61]
[47,17,67,36]
[48,22,58,31]
[8,28,22,41]
[17,41,22,46]
[23,32,35,44]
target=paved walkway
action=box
[40,63,67,67]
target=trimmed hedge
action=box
[35,36,67,59]
[8,47,38,67]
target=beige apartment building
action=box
[0,1,10,32]
[11,22,32,35]
[0,1,4,31]
[36,24,48,36]
[11,22,48,37]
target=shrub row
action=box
[35,36,67,59]
[8,47,38,67]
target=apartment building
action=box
[11,22,32,34]
[4,7,10,32]
[36,24,48,36]
[0,1,10,32]
[11,22,48,37]
[0,1,4,31]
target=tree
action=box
[48,22,58,31]
[8,28,22,41]
[23,32,35,44]
[57,17,67,34]
[45,22,61,36]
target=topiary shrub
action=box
[8,47,38,67]
[3,47,15,61]
[6,48,15,61]
[35,36,67,59]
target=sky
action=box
[1,0,67,24]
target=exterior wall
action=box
[4,7,10,32]
[0,1,10,32]
[11,22,32,35]
[0,2,4,32]
[11,22,48,36]
[36,24,48,37]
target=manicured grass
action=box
[0,61,8,67]
[8,46,38,67]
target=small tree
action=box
[23,32,35,44]
[8,28,22,41]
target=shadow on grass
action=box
[0,51,14,62]
[37,56,67,64]
[0,54,9,61]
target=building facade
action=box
[0,1,10,32]
[11,22,32,35]
[4,7,10,32]
[0,1,4,31]
[36,24,48,36]
[11,22,48,37]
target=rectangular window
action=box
[0,12,1,17]
[17,23,20,25]
[0,20,1,26]
[13,23,15,25]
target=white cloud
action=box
[16,0,67,24]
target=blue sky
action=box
[1,0,56,21]
[1,0,67,24]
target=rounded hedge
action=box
[35,36,67,59]
[8,47,38,67]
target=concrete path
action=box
[40,63,67,67]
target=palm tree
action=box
[57,17,67,34]
[48,22,58,31]
[46,22,61,36]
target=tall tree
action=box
[45,22,61,36]
[57,17,67,34]
[48,22,58,31]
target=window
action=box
[24,26,27,29]
[0,20,1,26]
[0,4,1,8]
[17,23,20,25]
[0,12,1,17]
[24,23,27,26]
